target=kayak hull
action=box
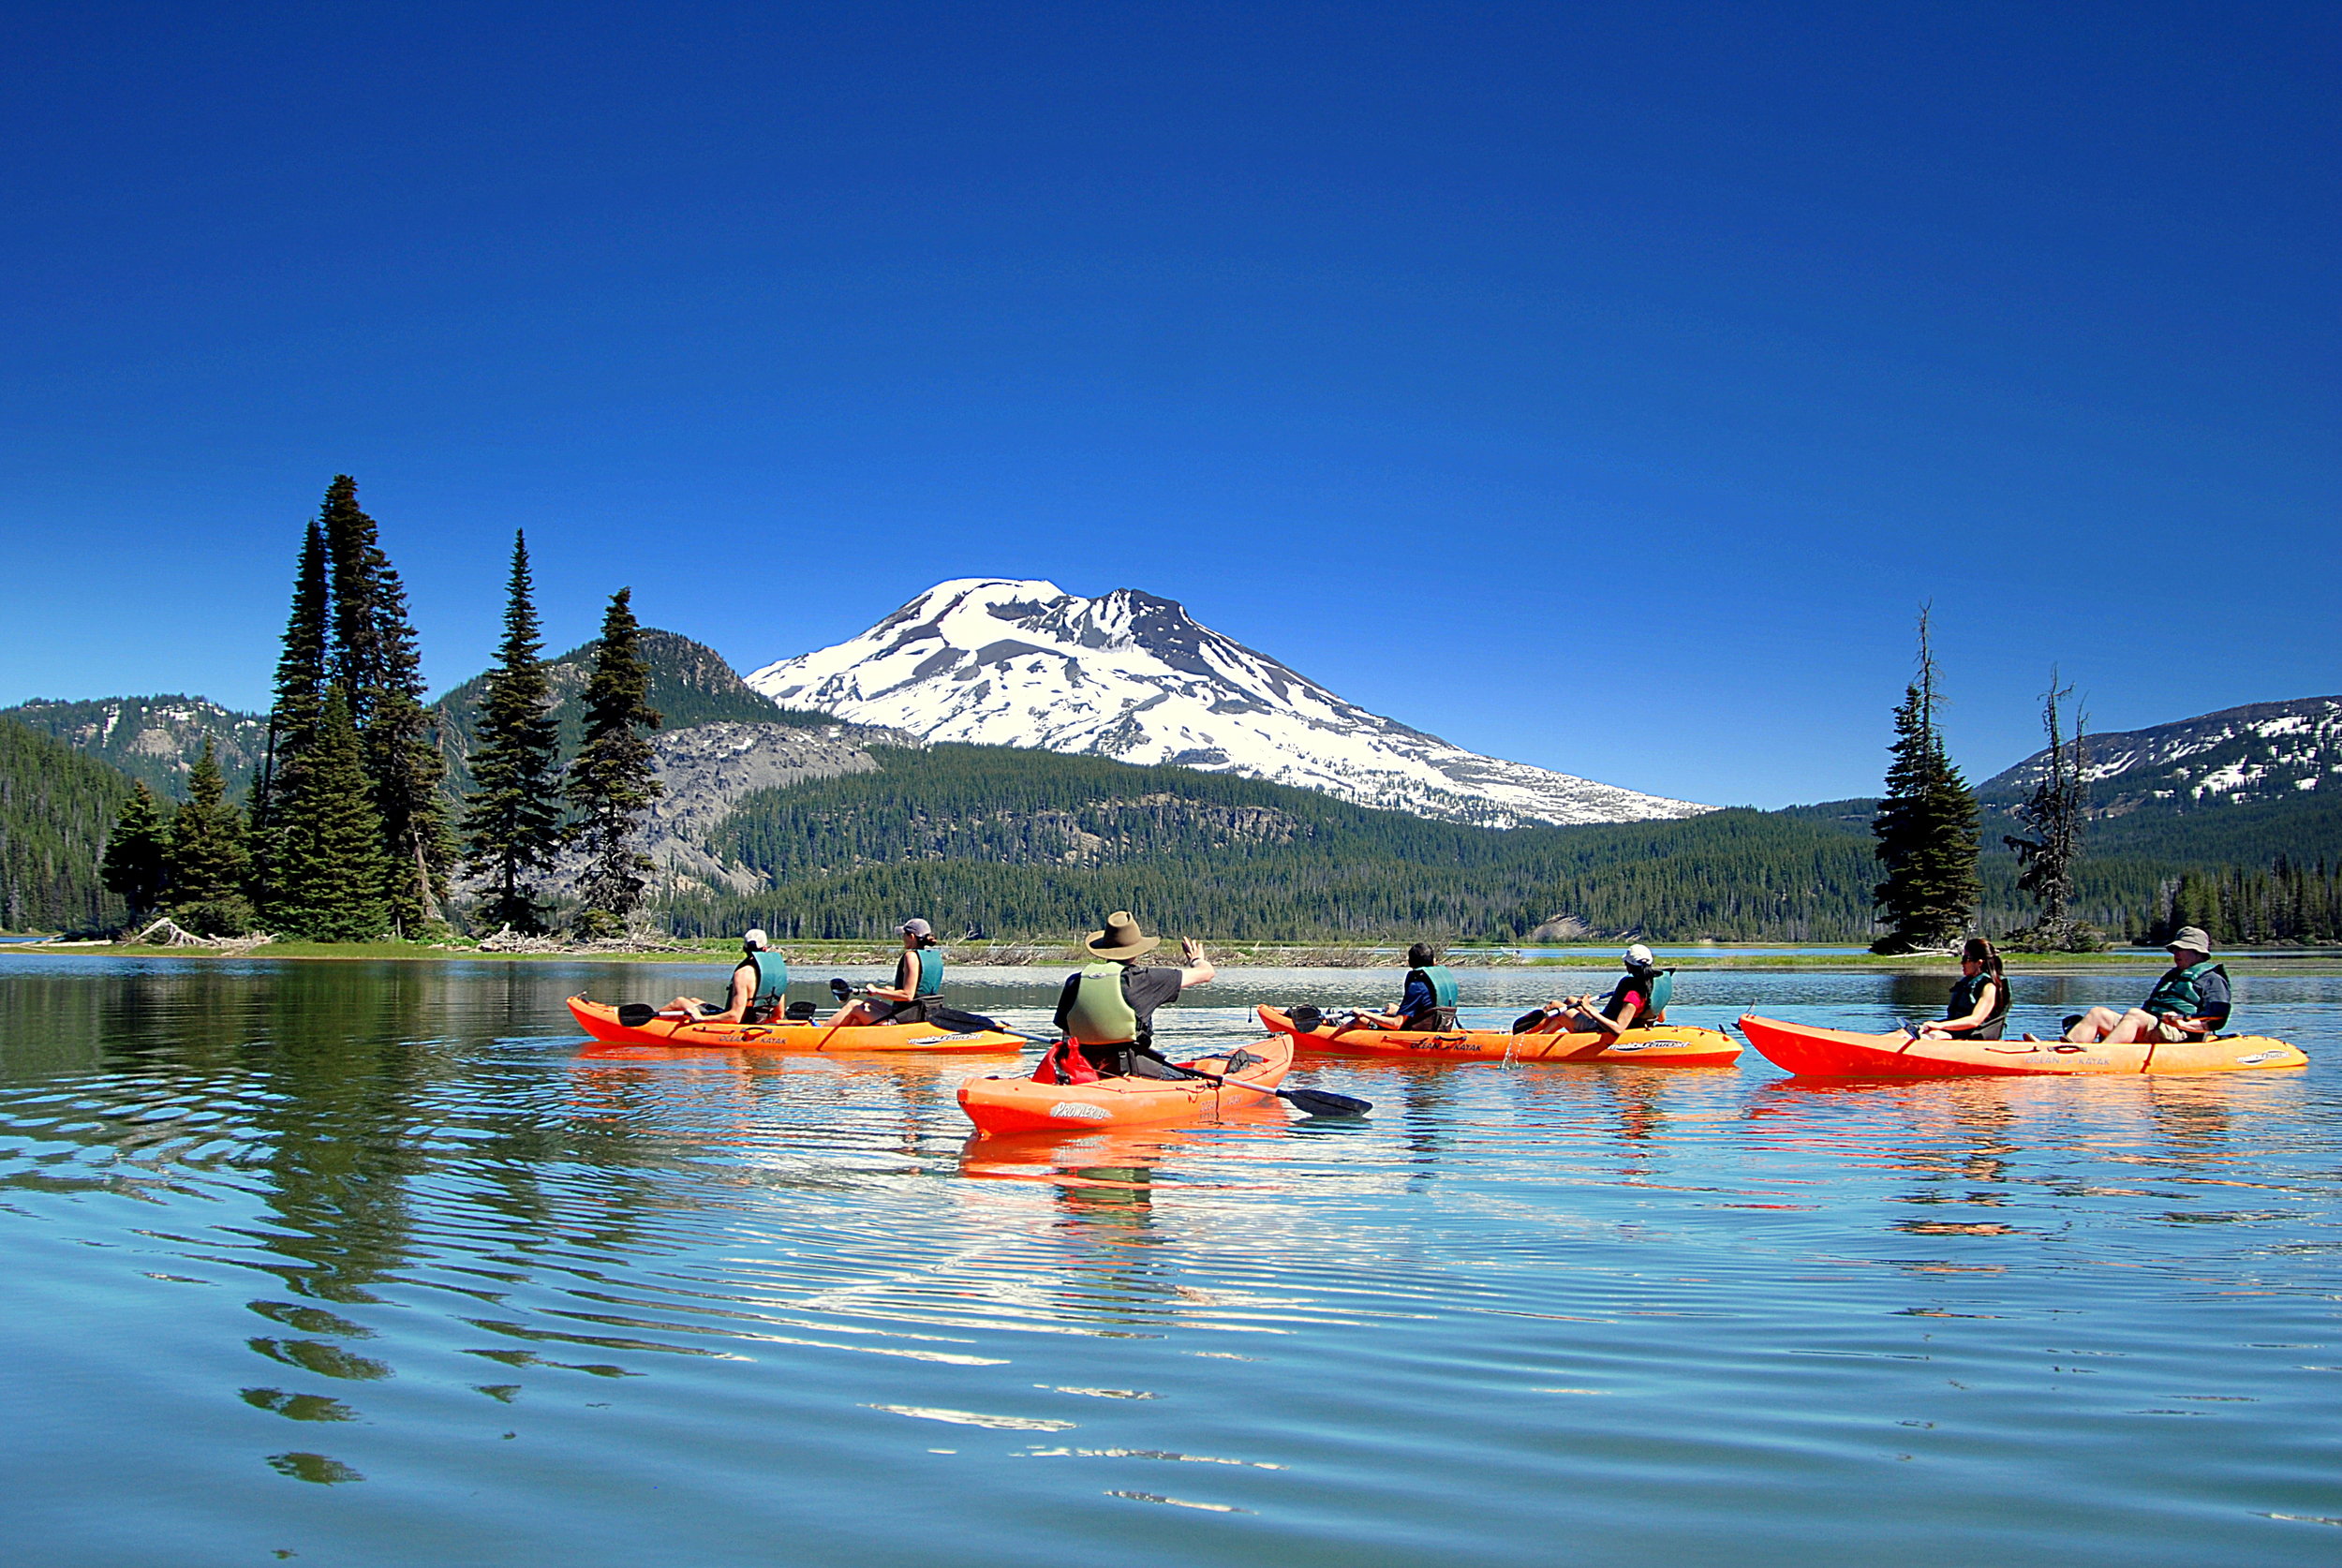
[566,996,1023,1054]
[957,1035,1295,1134]
[1738,1013,2307,1077]
[1256,1004,1741,1066]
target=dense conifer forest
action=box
[0,718,132,931]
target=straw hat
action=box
[1084,910,1161,960]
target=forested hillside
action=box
[676,745,1880,941]
[0,719,132,931]
[0,696,266,800]
[433,629,832,797]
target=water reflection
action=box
[1,955,2338,1568]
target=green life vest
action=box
[1945,969,2010,1038]
[912,947,943,998]
[2145,959,2225,1019]
[749,950,789,1007]
[1607,967,1672,1022]
[1063,962,1141,1045]
[1410,965,1459,1010]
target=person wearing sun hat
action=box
[2063,926,2232,1044]
[825,917,950,1027]
[1519,942,1672,1037]
[1043,911,1216,1078]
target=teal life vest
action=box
[1944,969,2010,1039]
[1403,965,1460,1029]
[1063,962,1141,1045]
[747,950,789,1020]
[912,947,943,998]
[2144,959,2226,1021]
[1607,967,1672,1024]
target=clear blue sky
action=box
[2,2,2333,806]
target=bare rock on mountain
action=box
[643,721,915,891]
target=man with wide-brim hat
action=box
[2063,925,2232,1044]
[1045,911,1215,1078]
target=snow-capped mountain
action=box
[1980,696,2342,812]
[745,579,1710,827]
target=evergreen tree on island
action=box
[99,783,169,925]
[565,588,663,939]
[319,476,455,934]
[462,531,567,933]
[165,738,254,936]
[1870,607,1980,954]
[268,688,393,941]
[248,518,332,898]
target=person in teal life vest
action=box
[826,918,949,1026]
[1519,944,1671,1036]
[1915,937,2012,1040]
[661,928,790,1024]
[1351,943,1460,1030]
[2063,926,2231,1044]
[1037,910,1216,1080]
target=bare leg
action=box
[662,995,706,1015]
[2100,1009,2162,1044]
[2064,1006,2125,1043]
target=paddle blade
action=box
[615,1002,658,1028]
[929,1005,1005,1033]
[1284,1087,1372,1117]
[828,977,852,1000]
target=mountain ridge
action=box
[747,578,1710,828]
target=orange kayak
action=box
[958,1034,1295,1134]
[1738,1013,2307,1077]
[566,996,1024,1054]
[1256,1004,1742,1066]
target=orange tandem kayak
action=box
[1738,1013,2307,1077]
[958,1034,1295,1134]
[1255,1004,1742,1066]
[566,997,1025,1054]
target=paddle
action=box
[1159,1055,1371,1118]
[828,976,1015,1037]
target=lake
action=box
[2,954,2337,1566]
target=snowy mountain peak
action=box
[745,580,1708,828]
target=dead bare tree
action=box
[2004,674,2099,950]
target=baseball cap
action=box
[900,918,934,939]
[743,928,769,950]
[1624,943,1654,968]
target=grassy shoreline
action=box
[7,938,2341,976]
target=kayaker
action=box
[1349,943,1460,1031]
[1039,910,1215,1080]
[1916,937,2011,1040]
[2063,926,2231,1044]
[1519,944,1670,1037]
[825,918,947,1027]
[661,928,789,1024]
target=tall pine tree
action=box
[99,783,169,926]
[319,476,455,934]
[248,518,332,898]
[1870,607,1980,953]
[566,588,663,939]
[269,688,393,941]
[166,737,254,935]
[462,531,567,933]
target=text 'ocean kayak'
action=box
[958,1034,1295,1134]
[1256,1005,1741,1066]
[567,997,1024,1053]
[1738,1013,2307,1077]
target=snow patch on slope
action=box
[745,579,1709,828]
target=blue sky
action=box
[2,2,2333,806]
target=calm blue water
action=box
[1,954,2337,1567]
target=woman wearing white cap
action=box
[661,929,789,1024]
[825,918,948,1027]
[1521,944,1671,1038]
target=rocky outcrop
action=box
[638,720,915,891]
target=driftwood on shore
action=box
[129,917,272,954]
[470,925,692,956]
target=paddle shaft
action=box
[1167,1060,1371,1117]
